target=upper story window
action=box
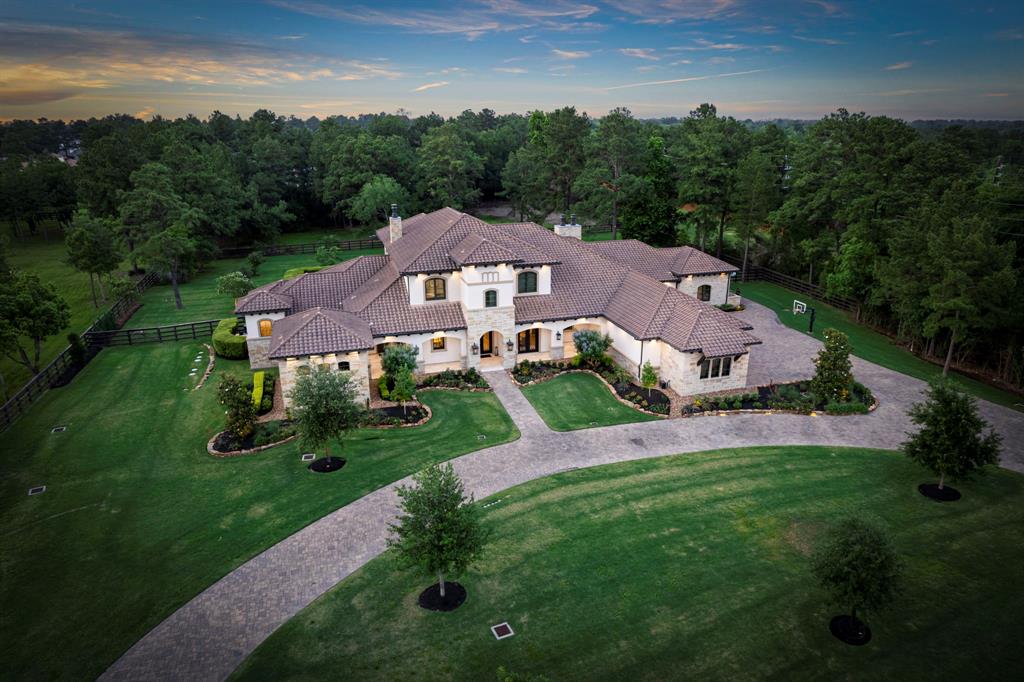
[696,284,712,302]
[424,277,447,301]
[258,319,273,337]
[484,290,498,308]
[517,271,538,294]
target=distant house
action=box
[235,207,758,406]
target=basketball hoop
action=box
[792,300,807,315]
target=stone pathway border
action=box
[100,301,1024,682]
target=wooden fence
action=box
[85,319,222,348]
[723,256,859,314]
[219,237,383,259]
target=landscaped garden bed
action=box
[683,380,877,416]
[208,419,298,456]
[415,368,490,391]
[512,358,671,416]
[365,404,431,428]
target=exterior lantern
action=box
[506,339,514,352]
[471,342,479,355]
[556,331,562,341]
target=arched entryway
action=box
[477,330,506,370]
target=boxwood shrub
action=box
[212,318,247,359]
[252,371,265,407]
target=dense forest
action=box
[1,107,1022,392]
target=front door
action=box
[480,332,493,357]
[517,328,539,353]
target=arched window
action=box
[424,277,447,301]
[696,284,712,302]
[484,289,498,308]
[517,271,538,294]
[258,319,273,337]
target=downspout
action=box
[638,340,644,379]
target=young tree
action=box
[0,271,71,374]
[387,463,488,601]
[812,518,902,643]
[903,378,1001,493]
[289,366,363,463]
[216,271,254,299]
[382,343,419,379]
[245,251,265,277]
[218,375,257,441]
[391,366,416,416]
[65,209,124,307]
[640,361,658,388]
[810,328,853,404]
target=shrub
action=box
[245,251,265,277]
[67,332,88,367]
[218,375,256,439]
[251,371,265,407]
[647,402,670,415]
[811,328,853,404]
[212,318,247,359]
[572,330,612,362]
[382,344,418,379]
[825,401,869,415]
[378,375,391,400]
[283,265,326,280]
[640,361,658,388]
[851,380,874,406]
[216,271,254,299]
[732,399,743,410]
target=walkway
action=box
[101,301,1024,682]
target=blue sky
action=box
[1,1,1021,121]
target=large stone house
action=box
[235,207,759,406]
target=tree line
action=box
[1,106,1022,391]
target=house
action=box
[234,207,759,406]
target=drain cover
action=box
[629,437,645,447]
[28,485,46,496]
[301,453,316,462]
[51,425,66,433]
[491,622,514,640]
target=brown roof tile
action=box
[268,307,373,358]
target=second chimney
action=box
[389,204,402,243]
[554,213,582,240]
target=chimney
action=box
[389,204,402,243]
[554,213,582,240]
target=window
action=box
[517,328,539,353]
[337,361,350,371]
[482,271,498,283]
[296,365,311,377]
[484,290,497,308]
[424,277,446,301]
[699,356,732,380]
[517,271,538,294]
[431,337,446,351]
[696,284,712,302]
[258,319,273,337]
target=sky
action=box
[1,1,1022,122]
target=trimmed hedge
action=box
[378,375,390,399]
[252,371,265,407]
[283,265,326,280]
[212,318,248,359]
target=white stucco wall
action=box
[244,311,286,339]
[461,265,515,310]
[676,273,732,305]
[407,272,463,306]
[512,265,552,296]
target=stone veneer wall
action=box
[676,274,731,306]
[659,348,749,396]
[278,350,371,409]
[464,305,517,369]
[246,338,274,369]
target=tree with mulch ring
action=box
[812,518,902,646]
[387,463,487,612]
[903,377,1002,502]
[290,366,363,474]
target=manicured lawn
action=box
[276,226,377,244]
[0,341,518,680]
[234,446,1024,681]
[125,247,383,328]
[521,372,659,430]
[738,281,1024,412]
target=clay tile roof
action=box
[268,307,373,359]
[450,232,521,266]
[585,240,737,280]
[234,285,293,314]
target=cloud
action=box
[619,48,659,60]
[994,28,1023,41]
[635,65,658,72]
[552,48,590,59]
[494,66,528,73]
[604,0,738,24]
[0,87,78,105]
[669,59,692,66]
[921,39,938,46]
[549,64,576,71]
[791,35,846,45]
[412,81,450,92]
[805,0,844,16]
[884,61,913,71]
[707,56,735,65]
[605,68,766,90]
[888,30,922,38]
[134,106,155,120]
[983,92,1009,97]
[669,38,773,52]
[275,34,306,40]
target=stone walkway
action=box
[101,301,1024,682]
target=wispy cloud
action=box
[619,47,659,60]
[552,48,590,59]
[494,66,528,73]
[549,64,576,71]
[707,56,735,65]
[604,0,738,24]
[412,81,450,92]
[888,29,922,38]
[275,34,306,40]
[884,61,913,71]
[994,28,1023,41]
[134,105,155,119]
[605,68,766,90]
[792,35,846,45]
[805,0,844,16]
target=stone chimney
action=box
[554,213,582,239]
[388,204,402,243]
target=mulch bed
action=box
[829,615,872,645]
[918,483,962,502]
[612,383,671,408]
[417,582,467,611]
[208,420,296,456]
[309,456,346,473]
[371,405,429,423]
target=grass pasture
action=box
[520,372,659,431]
[235,446,1024,681]
[0,341,517,680]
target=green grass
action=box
[737,281,1024,412]
[276,226,377,244]
[0,341,518,680]
[521,372,659,431]
[234,446,1024,682]
[126,248,383,328]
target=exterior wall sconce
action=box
[506,339,514,352]
[555,331,562,341]
[471,343,479,355]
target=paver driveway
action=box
[101,300,1024,681]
